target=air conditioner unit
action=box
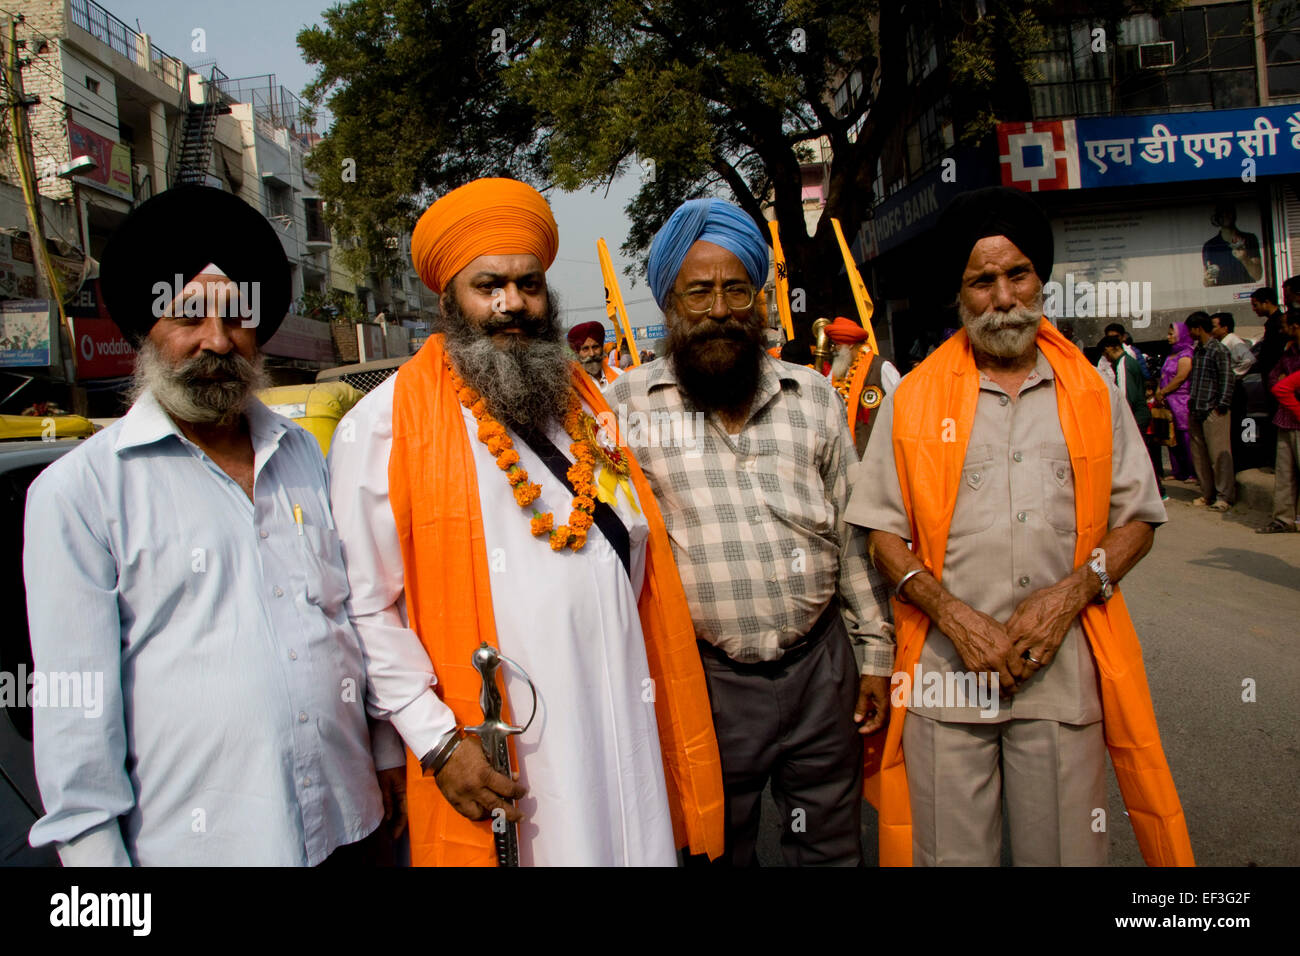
[1138,41,1175,69]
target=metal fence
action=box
[217,74,316,137]
[69,0,186,92]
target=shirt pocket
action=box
[300,524,351,617]
[1040,442,1078,533]
[949,443,997,539]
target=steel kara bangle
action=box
[894,568,927,604]
[420,726,464,776]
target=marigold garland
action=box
[447,354,613,553]
[833,346,868,406]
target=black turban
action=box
[99,185,292,346]
[934,186,1054,304]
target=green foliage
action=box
[299,287,366,322]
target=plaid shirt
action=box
[606,355,894,674]
[1188,335,1232,417]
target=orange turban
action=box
[824,316,870,345]
[410,178,559,294]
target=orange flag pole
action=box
[766,219,795,342]
[830,217,879,355]
[597,237,641,366]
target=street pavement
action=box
[756,475,1300,866]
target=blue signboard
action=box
[867,145,999,258]
[999,104,1300,192]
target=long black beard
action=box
[439,290,571,432]
[666,308,765,417]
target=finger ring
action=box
[1026,654,1041,664]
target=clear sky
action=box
[99,0,658,334]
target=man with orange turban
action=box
[814,316,901,459]
[328,177,723,866]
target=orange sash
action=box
[872,320,1194,867]
[844,347,875,444]
[388,335,725,866]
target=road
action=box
[756,477,1300,866]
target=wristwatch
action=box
[1087,556,1114,603]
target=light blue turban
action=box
[647,199,770,312]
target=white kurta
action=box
[328,373,676,866]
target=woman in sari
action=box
[1155,321,1196,481]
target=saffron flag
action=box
[830,217,879,355]
[597,238,641,366]
[767,220,795,342]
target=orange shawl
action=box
[871,320,1194,867]
[388,335,725,866]
[843,347,875,445]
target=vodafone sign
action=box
[71,318,135,379]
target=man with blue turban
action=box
[608,198,895,866]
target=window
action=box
[1115,3,1258,112]
[84,76,99,94]
[905,18,939,85]
[905,96,954,178]
[1266,1,1300,100]
[1029,22,1113,118]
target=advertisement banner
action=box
[1047,196,1264,334]
[999,104,1300,192]
[66,120,133,201]
[70,317,134,379]
[0,299,54,367]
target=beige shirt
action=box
[847,350,1167,724]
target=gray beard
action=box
[959,295,1043,359]
[580,355,603,377]
[439,291,571,433]
[128,339,267,425]
[830,344,854,379]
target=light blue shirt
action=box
[23,391,383,865]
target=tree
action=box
[300,1,1172,337]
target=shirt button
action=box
[1056,467,1067,480]
[1019,575,1031,587]
[298,712,308,723]
[288,649,298,661]
[1017,511,1027,522]
[273,586,284,597]
[999,395,1010,406]
[970,471,981,482]
[259,529,269,539]
[1013,452,1023,463]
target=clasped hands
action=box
[936,573,1091,696]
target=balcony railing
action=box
[69,0,187,92]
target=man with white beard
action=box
[846,186,1194,867]
[23,185,402,865]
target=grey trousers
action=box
[697,613,863,867]
[903,713,1108,866]
[1273,428,1300,523]
[1189,409,1235,505]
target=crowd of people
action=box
[29,180,1270,869]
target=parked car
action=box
[0,439,86,865]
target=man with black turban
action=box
[23,185,405,865]
[847,186,1193,867]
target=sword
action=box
[463,642,536,867]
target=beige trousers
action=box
[1274,429,1300,523]
[1189,409,1235,505]
[903,713,1108,866]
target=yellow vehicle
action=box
[0,414,96,441]
[257,381,365,457]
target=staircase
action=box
[171,67,232,187]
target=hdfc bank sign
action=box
[70,318,135,379]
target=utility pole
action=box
[4,15,79,400]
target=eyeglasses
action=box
[676,284,755,314]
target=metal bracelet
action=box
[894,567,927,604]
[420,726,464,776]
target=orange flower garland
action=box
[446,355,605,553]
[833,345,867,406]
